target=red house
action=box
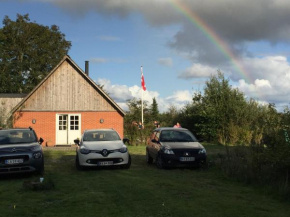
[11,55,125,146]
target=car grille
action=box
[87,158,123,164]
[0,166,32,173]
[0,148,33,153]
[0,155,30,164]
[172,149,200,157]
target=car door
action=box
[151,131,161,159]
[147,131,157,157]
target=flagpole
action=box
[141,66,144,125]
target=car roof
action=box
[0,128,33,132]
[84,129,116,132]
[155,127,189,131]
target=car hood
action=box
[161,142,204,150]
[0,143,41,152]
[82,140,124,150]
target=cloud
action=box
[96,78,192,112]
[158,58,173,67]
[235,55,290,105]
[165,90,192,102]
[178,64,219,79]
[98,35,121,41]
[26,0,290,108]
[44,0,290,42]
[42,0,290,65]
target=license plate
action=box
[98,161,113,166]
[5,159,24,165]
[179,157,195,162]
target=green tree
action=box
[123,98,151,145]
[184,72,262,144]
[150,97,159,122]
[159,105,180,128]
[0,14,71,93]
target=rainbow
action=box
[170,0,253,84]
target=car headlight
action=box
[163,148,174,154]
[33,152,42,159]
[198,148,206,154]
[80,146,90,154]
[119,145,128,153]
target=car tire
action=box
[122,154,131,169]
[75,155,84,171]
[146,149,153,164]
[156,154,165,169]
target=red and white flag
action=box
[141,67,146,91]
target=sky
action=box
[1,0,290,112]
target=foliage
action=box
[0,101,12,128]
[0,14,71,93]
[159,105,180,128]
[177,72,277,146]
[149,97,159,122]
[124,98,153,145]
[0,101,6,128]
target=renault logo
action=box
[102,149,108,157]
[184,152,189,156]
[12,148,17,153]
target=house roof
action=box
[11,55,125,116]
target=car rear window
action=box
[83,131,121,141]
[159,130,198,142]
[0,130,37,145]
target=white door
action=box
[56,114,68,144]
[56,114,81,144]
[68,114,81,144]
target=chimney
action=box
[85,61,89,76]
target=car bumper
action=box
[160,154,206,167]
[0,153,44,174]
[78,152,130,167]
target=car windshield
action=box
[0,130,37,145]
[83,131,121,142]
[159,130,198,142]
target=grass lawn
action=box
[0,145,289,217]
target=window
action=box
[59,115,67,130]
[70,115,79,130]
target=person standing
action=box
[173,122,181,128]
[138,121,144,130]
[154,120,160,128]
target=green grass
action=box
[0,145,289,217]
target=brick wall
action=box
[13,111,123,146]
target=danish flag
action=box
[141,67,146,91]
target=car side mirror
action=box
[39,137,44,144]
[123,138,129,144]
[198,138,204,142]
[74,139,80,145]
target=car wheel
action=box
[75,155,84,171]
[156,154,164,169]
[146,149,153,164]
[122,154,131,169]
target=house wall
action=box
[13,111,123,146]
[21,61,115,111]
